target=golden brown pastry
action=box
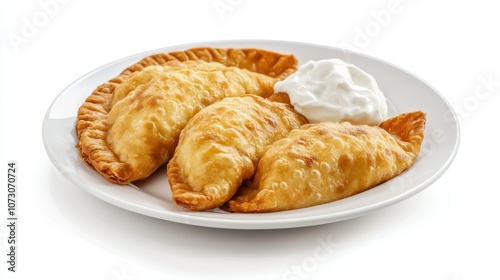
[267,92,292,104]
[75,48,298,184]
[225,111,426,213]
[168,95,308,211]
[111,60,257,106]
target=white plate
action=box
[43,40,460,230]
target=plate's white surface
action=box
[42,40,460,230]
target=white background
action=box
[1,0,499,279]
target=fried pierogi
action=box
[168,95,308,210]
[225,111,426,213]
[111,61,226,106]
[76,48,298,184]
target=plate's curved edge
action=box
[42,93,67,173]
[42,40,462,230]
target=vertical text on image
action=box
[6,162,18,273]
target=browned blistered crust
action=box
[75,48,298,184]
[225,111,426,213]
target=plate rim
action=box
[42,39,461,230]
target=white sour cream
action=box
[274,59,388,125]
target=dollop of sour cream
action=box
[274,59,388,125]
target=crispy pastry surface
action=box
[76,48,297,184]
[167,95,308,211]
[225,111,426,213]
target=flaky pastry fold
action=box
[75,48,298,184]
[225,111,426,213]
[167,95,308,210]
